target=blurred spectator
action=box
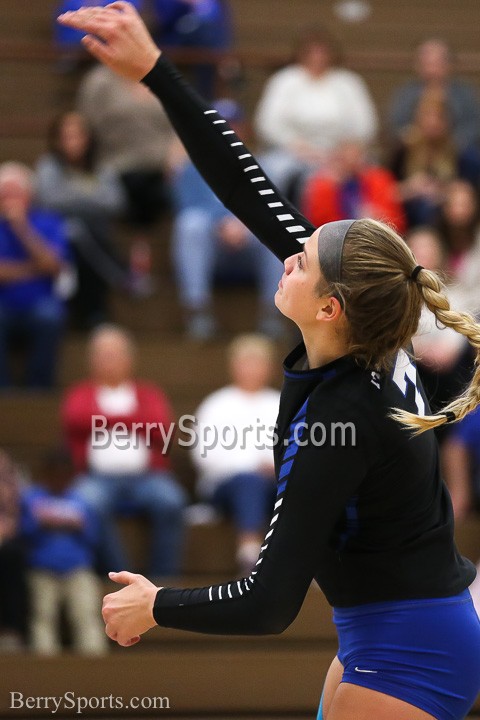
[77,63,175,286]
[151,0,233,98]
[442,410,480,617]
[254,27,378,197]
[21,448,107,655]
[0,451,27,652]
[436,179,480,316]
[62,324,186,576]
[388,39,480,151]
[407,225,474,443]
[302,140,406,234]
[191,334,280,573]
[169,99,284,340]
[0,162,67,389]
[36,111,128,330]
[443,408,480,522]
[390,88,480,228]
[54,1,144,72]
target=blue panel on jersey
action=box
[337,495,360,550]
[277,480,287,496]
[276,397,311,498]
[279,458,294,480]
[283,439,301,461]
[284,366,338,382]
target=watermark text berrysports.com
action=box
[91,414,357,457]
[9,692,171,715]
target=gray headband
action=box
[317,219,356,284]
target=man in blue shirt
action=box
[0,162,67,388]
[151,0,232,98]
[170,99,283,340]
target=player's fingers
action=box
[102,593,114,620]
[119,635,141,647]
[108,570,138,585]
[106,1,137,14]
[81,35,116,64]
[57,8,114,32]
[104,623,117,641]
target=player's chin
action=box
[274,290,291,320]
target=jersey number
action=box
[392,349,425,415]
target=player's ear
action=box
[316,295,342,322]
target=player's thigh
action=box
[321,656,344,719]
[326,682,437,720]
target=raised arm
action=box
[57,1,315,261]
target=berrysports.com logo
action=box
[9,692,171,715]
[91,414,357,457]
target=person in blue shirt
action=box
[443,406,480,521]
[0,162,67,389]
[21,448,108,655]
[151,0,233,98]
[55,0,143,53]
[442,407,480,618]
[169,98,283,339]
[152,0,231,48]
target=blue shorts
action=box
[331,590,480,720]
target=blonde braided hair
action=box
[390,266,480,434]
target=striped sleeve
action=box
[153,396,368,635]
[142,55,315,262]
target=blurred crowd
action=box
[2,1,480,652]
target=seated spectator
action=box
[442,408,480,617]
[254,27,378,198]
[191,334,280,573]
[54,0,144,72]
[151,0,233,99]
[77,62,174,284]
[407,225,475,443]
[389,88,480,228]
[36,111,128,330]
[21,449,108,655]
[0,450,27,652]
[388,38,480,151]
[169,99,284,340]
[62,324,187,577]
[0,162,67,389]
[443,409,480,522]
[301,139,406,234]
[436,179,480,317]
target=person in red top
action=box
[301,140,407,235]
[62,323,186,576]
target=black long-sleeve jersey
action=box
[142,56,475,635]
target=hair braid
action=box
[391,267,480,434]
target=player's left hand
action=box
[103,571,160,647]
[57,2,160,81]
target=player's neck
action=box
[302,329,350,370]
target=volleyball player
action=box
[58,5,480,719]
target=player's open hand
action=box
[103,571,160,647]
[57,1,160,81]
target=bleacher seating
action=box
[2,1,480,717]
[3,0,480,164]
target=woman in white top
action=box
[254,27,379,198]
[192,334,281,573]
